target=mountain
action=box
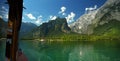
[92,0,120,36]
[70,0,120,35]
[25,18,71,39]
[93,19,120,36]
[0,18,37,38]
[70,5,98,34]
[0,18,7,38]
[93,0,120,25]
[20,22,37,36]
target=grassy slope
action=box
[93,19,120,37]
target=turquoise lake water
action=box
[0,40,120,61]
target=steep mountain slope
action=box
[70,0,120,35]
[70,5,98,34]
[26,18,71,38]
[94,19,120,36]
[0,18,7,38]
[93,0,120,26]
[92,0,120,36]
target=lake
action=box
[0,39,120,61]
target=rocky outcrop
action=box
[70,0,120,34]
[31,17,71,38]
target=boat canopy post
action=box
[5,0,23,61]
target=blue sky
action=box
[0,0,107,26]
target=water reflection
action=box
[0,39,5,61]
[0,40,120,61]
[93,41,120,61]
[19,40,120,61]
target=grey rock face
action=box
[70,0,120,34]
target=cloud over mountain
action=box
[0,6,8,19]
[0,15,2,18]
[65,12,76,23]
[25,13,36,20]
[35,15,43,26]
[49,15,57,20]
[85,5,97,13]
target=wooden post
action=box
[5,0,23,61]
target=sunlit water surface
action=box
[0,39,120,61]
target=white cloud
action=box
[1,6,8,11]
[26,13,36,20]
[0,15,3,18]
[49,15,57,20]
[59,6,66,16]
[62,13,66,16]
[65,12,76,23]
[0,6,8,19]
[23,14,43,26]
[85,5,97,13]
[5,14,8,19]
[60,6,66,13]
[39,15,42,18]
[35,15,43,26]
[22,17,25,20]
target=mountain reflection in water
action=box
[0,39,120,61]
